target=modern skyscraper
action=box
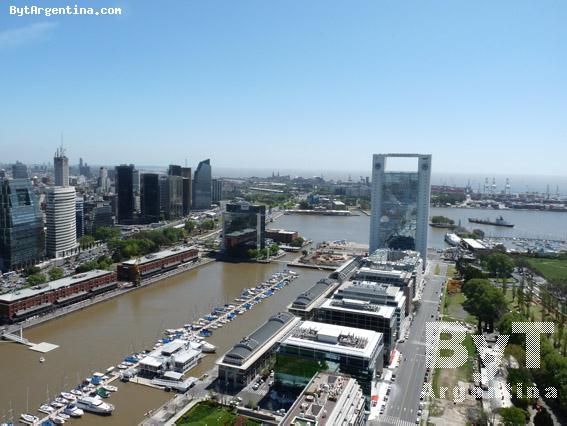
[75,197,85,238]
[141,173,161,222]
[11,161,29,179]
[166,175,184,219]
[0,178,45,271]
[115,164,135,223]
[168,164,182,176]
[181,167,192,216]
[192,159,212,210]
[212,178,223,203]
[54,146,69,187]
[98,167,109,193]
[46,186,78,258]
[369,154,431,261]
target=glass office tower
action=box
[0,178,45,271]
[369,154,431,262]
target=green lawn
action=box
[176,401,260,426]
[524,257,567,284]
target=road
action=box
[371,252,447,426]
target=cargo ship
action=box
[468,216,514,227]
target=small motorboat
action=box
[20,413,39,424]
[38,404,55,414]
[39,357,46,363]
[52,415,66,424]
[64,404,84,417]
[51,400,65,409]
[103,385,118,392]
[60,392,76,402]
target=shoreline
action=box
[4,257,216,334]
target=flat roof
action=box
[462,238,486,249]
[281,321,383,359]
[319,298,396,320]
[122,245,196,265]
[161,339,187,355]
[217,312,300,370]
[173,348,200,364]
[140,356,163,368]
[282,372,364,426]
[0,269,113,303]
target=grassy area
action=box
[503,287,545,321]
[176,401,260,426]
[274,354,325,378]
[447,265,457,277]
[523,256,567,284]
[444,291,476,325]
[434,264,441,275]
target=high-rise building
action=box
[98,167,108,193]
[115,164,135,223]
[141,173,161,222]
[192,159,212,210]
[159,174,168,215]
[0,178,45,271]
[212,178,223,203]
[168,164,182,177]
[369,154,431,262]
[46,186,78,258]
[181,167,192,216]
[75,197,85,238]
[167,175,184,219]
[54,146,69,187]
[12,161,28,179]
[222,202,266,256]
[85,201,114,234]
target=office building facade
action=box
[192,159,212,210]
[222,202,266,256]
[181,167,192,215]
[369,153,431,261]
[75,197,85,238]
[11,162,28,179]
[115,164,135,223]
[0,178,45,271]
[212,178,223,203]
[166,175,184,219]
[46,186,78,258]
[141,173,161,222]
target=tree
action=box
[462,279,508,331]
[23,266,41,276]
[27,273,47,285]
[79,235,95,249]
[48,267,64,281]
[486,253,515,293]
[430,215,454,225]
[298,200,311,210]
[201,219,215,230]
[184,220,196,233]
[499,407,528,425]
[94,226,121,242]
[290,237,305,247]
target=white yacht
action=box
[64,404,84,417]
[20,413,39,424]
[60,392,76,402]
[76,396,115,415]
[201,341,216,353]
[38,404,55,414]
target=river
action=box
[2,208,566,424]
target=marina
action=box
[6,268,300,425]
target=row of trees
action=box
[246,244,280,260]
[26,266,65,285]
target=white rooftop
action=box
[281,321,383,359]
[319,298,396,319]
[0,269,113,303]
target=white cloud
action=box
[0,22,58,49]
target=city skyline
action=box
[1,1,566,175]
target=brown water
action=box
[0,259,325,425]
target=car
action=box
[252,384,259,390]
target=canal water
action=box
[2,208,566,424]
[0,260,325,425]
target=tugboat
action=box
[468,216,514,227]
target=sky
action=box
[1,0,566,175]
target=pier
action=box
[1,325,59,353]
